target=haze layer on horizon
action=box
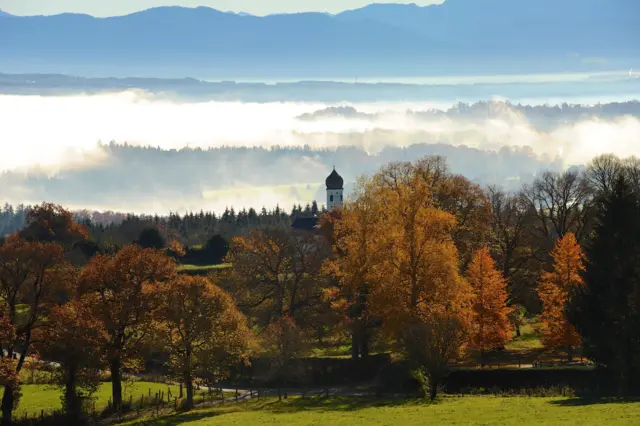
[0,0,443,17]
[1,88,639,214]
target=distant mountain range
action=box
[1,0,638,78]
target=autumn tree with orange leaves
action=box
[156,275,255,410]
[260,315,309,400]
[538,232,585,362]
[466,248,513,367]
[79,245,176,412]
[37,297,107,425]
[0,235,67,425]
[19,203,89,247]
[328,161,473,400]
[225,226,330,333]
[374,168,472,399]
[0,316,19,423]
[323,177,383,361]
[370,165,472,332]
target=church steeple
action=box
[326,167,344,210]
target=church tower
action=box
[325,167,344,210]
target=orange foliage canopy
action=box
[371,172,472,331]
[538,232,585,352]
[226,226,329,330]
[156,275,254,407]
[328,164,473,343]
[79,244,176,363]
[19,202,89,246]
[323,177,381,324]
[0,235,67,360]
[466,248,513,354]
[39,298,108,396]
[79,244,176,409]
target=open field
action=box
[1,382,187,418]
[178,263,232,272]
[505,323,544,353]
[121,395,640,426]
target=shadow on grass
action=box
[265,396,424,414]
[549,396,640,407]
[120,396,430,425]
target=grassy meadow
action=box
[178,263,232,274]
[2,382,186,418]
[121,395,640,426]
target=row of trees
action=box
[0,207,258,426]
[222,153,640,398]
[1,202,322,253]
[3,152,640,423]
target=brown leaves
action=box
[328,159,473,346]
[79,244,176,361]
[19,202,89,246]
[538,233,585,351]
[0,235,67,355]
[37,298,108,395]
[226,227,330,330]
[156,275,255,386]
[466,248,513,354]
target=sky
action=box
[0,0,444,17]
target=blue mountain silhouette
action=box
[0,1,637,78]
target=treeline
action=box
[0,141,559,211]
[0,201,323,266]
[3,153,640,425]
[300,99,640,131]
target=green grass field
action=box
[178,264,232,272]
[505,323,544,353]
[122,395,640,426]
[1,382,184,418]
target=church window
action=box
[330,195,334,202]
[341,195,343,201]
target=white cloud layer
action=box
[1,91,639,175]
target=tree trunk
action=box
[351,329,359,361]
[567,346,573,363]
[480,349,486,368]
[429,380,438,401]
[515,324,521,337]
[184,371,194,410]
[110,358,123,411]
[64,364,81,425]
[360,329,369,360]
[1,384,15,426]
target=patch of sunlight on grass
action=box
[121,395,640,426]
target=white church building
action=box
[325,167,344,211]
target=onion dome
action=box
[325,167,344,190]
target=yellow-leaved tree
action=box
[537,232,585,362]
[156,275,255,410]
[328,161,473,400]
[466,248,513,367]
[323,177,383,361]
[374,169,473,400]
